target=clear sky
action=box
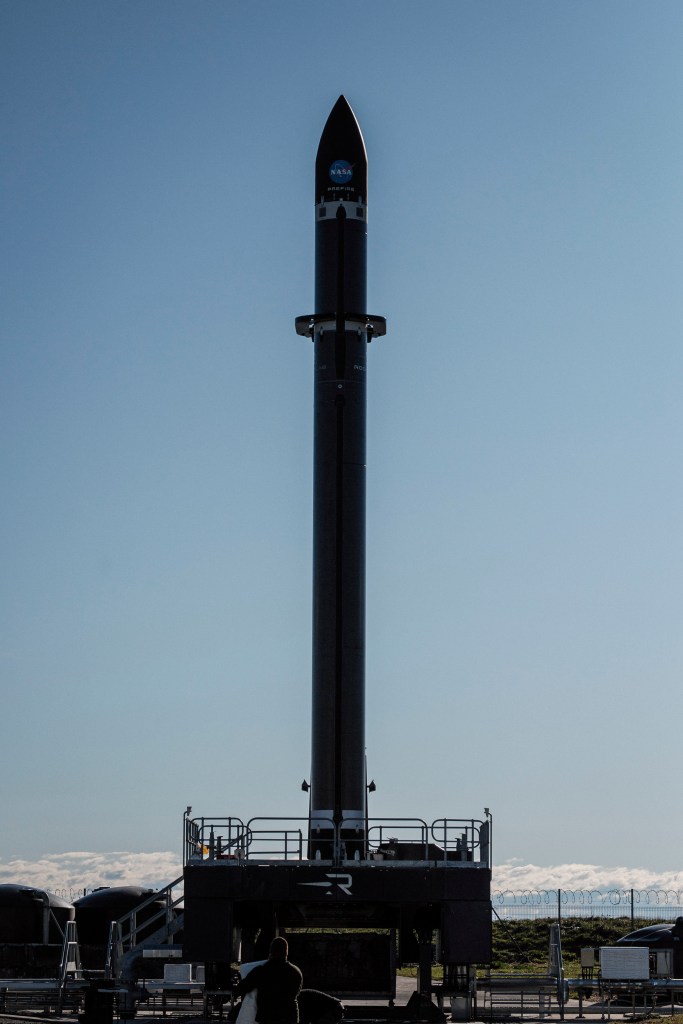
[2,0,682,889]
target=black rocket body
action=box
[296,96,385,854]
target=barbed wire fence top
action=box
[493,889,683,921]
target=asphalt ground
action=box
[1,974,682,1024]
[0,1011,681,1024]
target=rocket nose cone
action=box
[329,94,355,124]
[315,96,368,205]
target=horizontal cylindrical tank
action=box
[0,883,74,944]
[74,886,167,946]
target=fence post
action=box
[558,889,562,927]
[631,889,634,928]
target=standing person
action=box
[239,936,303,1024]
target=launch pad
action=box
[183,812,491,1013]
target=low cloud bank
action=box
[0,852,182,896]
[1,852,681,897]
[493,860,683,892]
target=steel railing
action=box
[184,814,491,866]
[105,875,184,980]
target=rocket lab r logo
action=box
[329,160,353,184]
[298,872,353,896]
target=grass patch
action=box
[491,917,650,971]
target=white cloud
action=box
[1,852,681,902]
[493,860,683,894]
[0,852,181,899]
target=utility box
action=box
[655,950,673,977]
[163,963,193,984]
[600,946,649,980]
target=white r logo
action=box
[298,872,353,896]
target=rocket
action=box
[182,98,492,995]
[296,96,385,856]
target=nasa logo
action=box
[329,160,353,184]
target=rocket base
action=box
[182,813,491,1015]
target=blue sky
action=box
[2,1,682,887]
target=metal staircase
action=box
[105,875,184,982]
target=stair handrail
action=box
[57,919,83,1011]
[105,874,184,979]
